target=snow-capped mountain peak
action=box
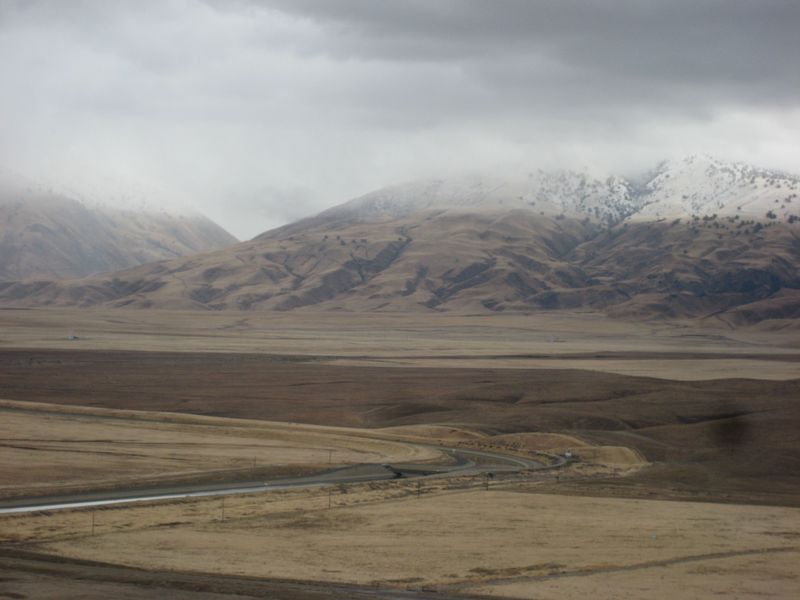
[631,155,800,221]
[321,169,640,227]
[315,157,799,228]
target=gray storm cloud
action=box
[0,0,798,238]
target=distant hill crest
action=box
[0,156,797,327]
[0,170,238,281]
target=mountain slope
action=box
[633,155,800,221]
[0,157,798,325]
[304,170,638,226]
[0,174,237,280]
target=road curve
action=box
[0,445,564,515]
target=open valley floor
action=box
[0,309,798,598]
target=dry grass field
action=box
[1,343,798,506]
[0,551,419,600]
[0,401,440,500]
[22,489,800,599]
[1,308,799,598]
[1,308,798,379]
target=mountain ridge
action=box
[0,171,238,281]
[1,156,798,326]
[276,155,800,229]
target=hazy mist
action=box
[1,0,798,238]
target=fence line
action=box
[0,468,574,545]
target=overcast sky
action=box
[1,0,799,238]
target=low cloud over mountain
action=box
[1,157,798,327]
[0,171,237,281]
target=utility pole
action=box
[221,496,226,522]
[328,488,332,509]
[328,449,333,464]
[91,510,95,536]
[417,479,421,499]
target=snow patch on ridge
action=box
[318,156,800,228]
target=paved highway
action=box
[0,445,563,515]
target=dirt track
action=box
[0,549,473,600]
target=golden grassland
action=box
[1,307,798,379]
[1,401,796,599]
[0,401,643,502]
[0,400,441,499]
[23,488,800,599]
[0,308,798,598]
